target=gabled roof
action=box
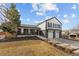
[37,17,62,26]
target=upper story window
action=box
[53,23,54,28]
[47,22,61,28]
[53,24,61,28]
[58,24,61,28]
[48,22,52,27]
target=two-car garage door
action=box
[48,30,59,39]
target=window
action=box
[58,24,61,28]
[47,23,61,28]
[54,24,56,28]
[55,24,57,28]
[53,23,54,28]
[53,24,57,28]
[48,22,52,27]
[54,24,61,28]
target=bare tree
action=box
[0,3,10,23]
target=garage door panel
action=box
[48,31,53,39]
[55,31,59,38]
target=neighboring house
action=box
[0,29,4,40]
[0,32,12,40]
[0,29,3,32]
[69,29,79,40]
[62,29,79,40]
[0,32,5,40]
[17,17,62,39]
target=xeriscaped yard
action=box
[0,40,68,56]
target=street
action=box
[57,38,79,47]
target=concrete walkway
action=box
[57,38,79,47]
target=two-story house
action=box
[17,17,62,39]
[37,17,62,39]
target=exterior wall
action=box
[47,18,61,24]
[46,18,62,30]
[0,29,3,32]
[38,22,46,30]
[42,30,46,36]
[0,32,12,40]
[0,35,5,40]
[37,22,46,36]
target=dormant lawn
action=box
[0,40,68,56]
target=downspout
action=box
[45,21,48,38]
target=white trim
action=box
[21,28,24,34]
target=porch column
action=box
[28,28,31,35]
[21,28,24,34]
[35,29,37,35]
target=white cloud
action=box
[71,13,76,18]
[45,16,52,19]
[34,16,53,24]
[62,19,70,24]
[31,3,39,12]
[20,18,30,22]
[18,9,20,12]
[34,20,44,24]
[72,4,77,10]
[42,4,59,12]
[34,20,40,23]
[36,12,44,16]
[57,14,60,17]
[31,3,59,16]
[26,18,30,22]
[20,18,23,21]
[63,14,68,18]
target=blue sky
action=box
[1,3,79,30]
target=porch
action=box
[17,27,40,35]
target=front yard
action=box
[0,40,68,56]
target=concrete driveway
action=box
[57,38,79,47]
